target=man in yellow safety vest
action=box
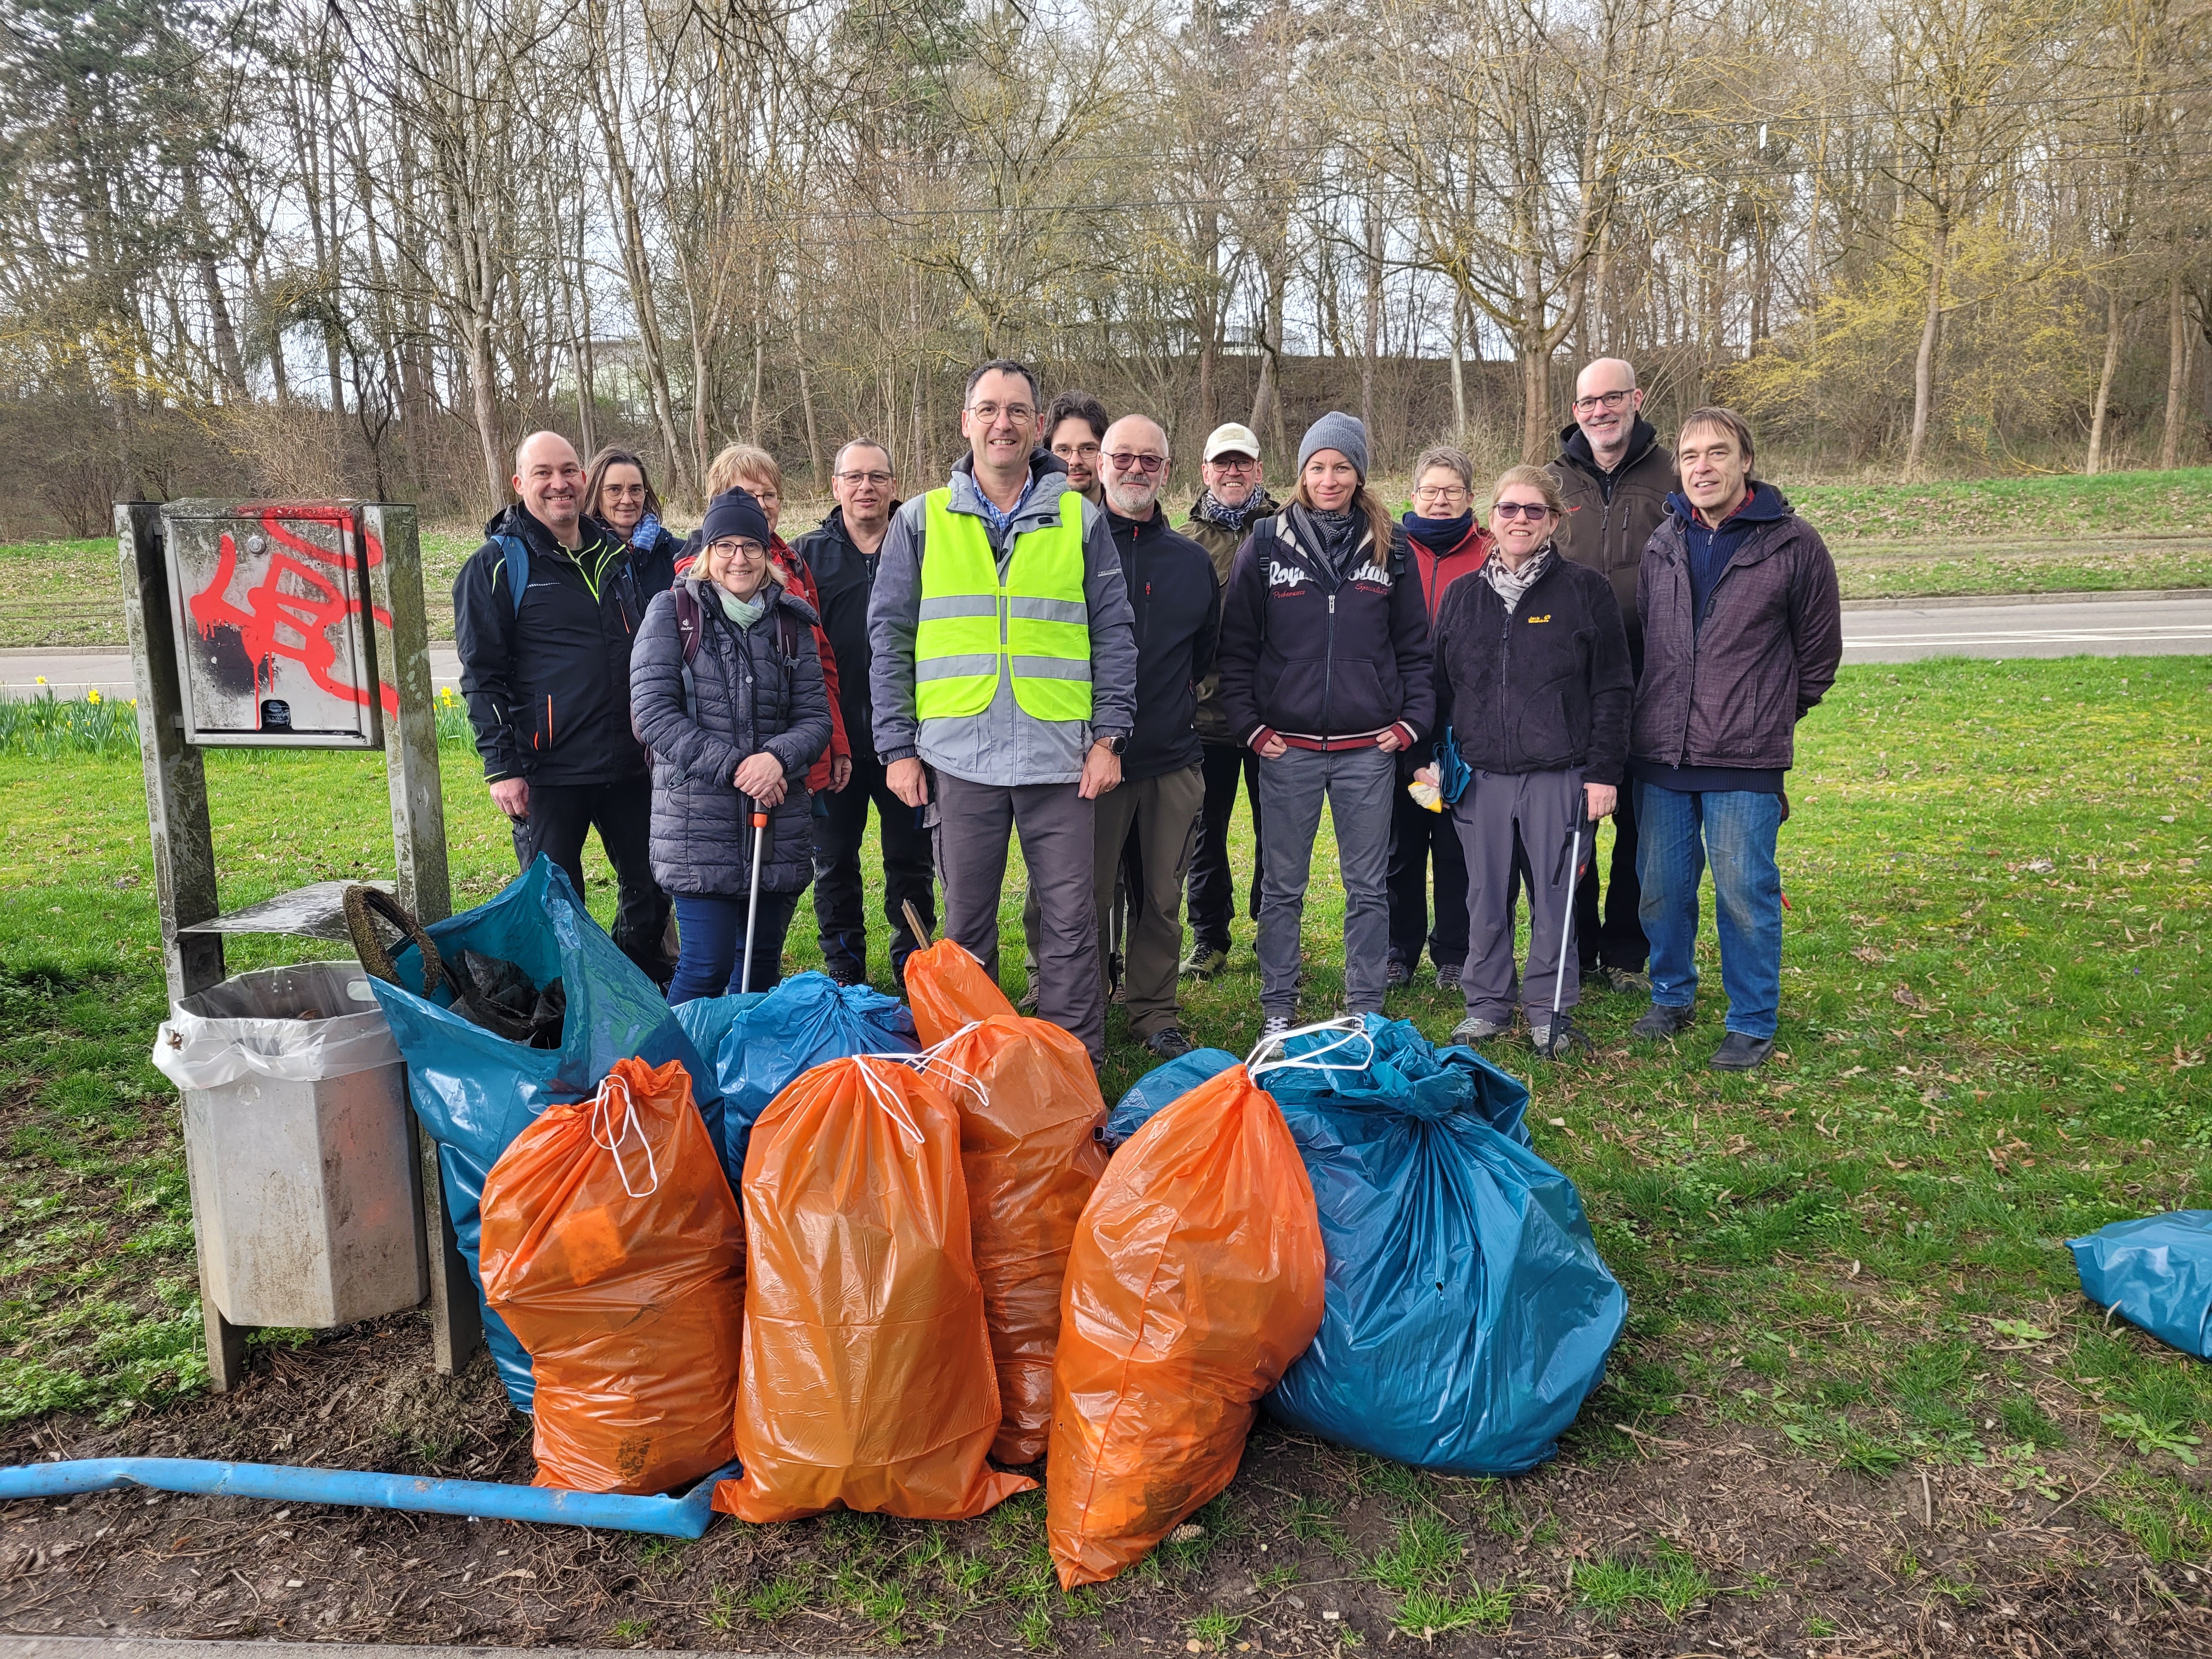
[867,359,1138,1066]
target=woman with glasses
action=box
[583,445,681,593]
[1215,411,1435,1042]
[1417,465,1632,1057]
[1388,444,1493,996]
[632,489,832,1002]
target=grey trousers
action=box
[1452,767,1583,1024]
[934,773,1104,1066]
[1254,743,1396,1018]
[1092,763,1205,1040]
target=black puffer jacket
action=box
[631,578,831,898]
[1430,552,1633,785]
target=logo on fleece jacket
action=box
[1266,558,1393,589]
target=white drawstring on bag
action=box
[587,1067,661,1199]
[1246,1015,1375,1083]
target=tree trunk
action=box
[1518,339,1549,464]
[1449,293,1468,443]
[2161,264,2187,470]
[800,360,824,490]
[2086,284,2125,476]
[1903,216,1950,482]
[1361,182,1382,449]
[469,318,504,508]
[1196,206,1220,433]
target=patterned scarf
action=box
[1196,486,1276,534]
[629,511,663,552]
[1483,542,1554,610]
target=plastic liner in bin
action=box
[1047,1062,1324,1588]
[672,970,916,1179]
[715,1054,1035,1522]
[482,1056,744,1494]
[1255,1017,1625,1475]
[369,856,725,1411]
[151,961,425,1330]
[2069,1211,2212,1358]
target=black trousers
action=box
[810,751,936,988]
[509,778,670,980]
[1184,741,1264,955]
[1573,777,1647,972]
[1387,776,1470,973]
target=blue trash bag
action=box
[1102,1048,1241,1148]
[672,971,917,1172]
[1243,1018,1623,1473]
[370,856,725,1411]
[2068,1211,2212,1359]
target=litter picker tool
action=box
[738,806,770,995]
[1542,802,1593,1058]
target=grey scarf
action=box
[1483,543,1554,610]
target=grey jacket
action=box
[867,449,1137,787]
[632,578,831,896]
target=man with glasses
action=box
[868,360,1137,1066]
[1044,390,1111,506]
[1179,422,1279,978]
[1554,358,1673,995]
[1088,414,1219,1058]
[797,439,937,989]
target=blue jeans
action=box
[667,889,802,1004]
[1634,783,1784,1039]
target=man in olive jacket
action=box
[1629,407,1841,1073]
[1554,357,1672,992]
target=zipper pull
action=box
[1328,593,1336,614]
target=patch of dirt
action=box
[4,1321,2212,1656]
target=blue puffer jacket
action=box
[631,577,831,898]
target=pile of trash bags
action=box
[365,860,1627,1576]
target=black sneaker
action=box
[1385,957,1411,990]
[1586,964,1651,996]
[1709,1032,1775,1071]
[1436,962,1463,993]
[1259,1012,1295,1043]
[1144,1026,1195,1060]
[1632,1002,1695,1041]
[1180,945,1228,978]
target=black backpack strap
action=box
[673,584,702,715]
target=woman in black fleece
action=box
[1214,411,1434,1041]
[1418,465,1632,1057]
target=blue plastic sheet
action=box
[2068,1211,2212,1359]
[371,857,724,1410]
[672,971,917,1172]
[1103,1048,1240,1148]
[1142,1018,1621,1474]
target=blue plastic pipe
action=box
[0,1457,736,1538]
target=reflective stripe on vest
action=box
[915,487,1093,722]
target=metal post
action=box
[117,502,244,1391]
[355,502,478,1376]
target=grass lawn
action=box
[7,467,2212,650]
[1,653,2209,1652]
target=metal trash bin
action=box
[153,962,428,1328]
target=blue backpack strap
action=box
[493,534,529,617]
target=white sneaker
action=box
[1259,1013,1295,1042]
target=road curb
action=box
[1839,588,2207,612]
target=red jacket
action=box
[676,533,851,792]
[1406,519,1492,623]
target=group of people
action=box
[453,353,1842,1075]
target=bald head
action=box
[512,431,586,548]
[1100,414,1170,520]
[1571,358,1643,471]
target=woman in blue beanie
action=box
[631,488,832,1001]
[1212,412,1436,1042]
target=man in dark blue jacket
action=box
[453,430,675,980]
[1093,415,1220,1059]
[794,439,935,989]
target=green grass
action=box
[0,653,2209,1620]
[1787,468,2212,542]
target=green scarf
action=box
[718,586,766,629]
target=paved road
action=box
[3,590,2209,701]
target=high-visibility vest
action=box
[914,487,1093,723]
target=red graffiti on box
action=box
[188,507,398,717]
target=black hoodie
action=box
[792,503,898,766]
[452,504,674,785]
[1553,415,1675,654]
[1105,505,1221,781]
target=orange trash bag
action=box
[479,1056,743,1495]
[1047,1063,1325,1588]
[714,1054,1037,1522]
[904,934,1015,1047]
[924,1012,1110,1464]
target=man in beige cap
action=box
[1179,421,1280,977]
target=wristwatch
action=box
[1095,735,1127,756]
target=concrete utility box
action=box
[161,500,391,748]
[165,963,429,1329]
